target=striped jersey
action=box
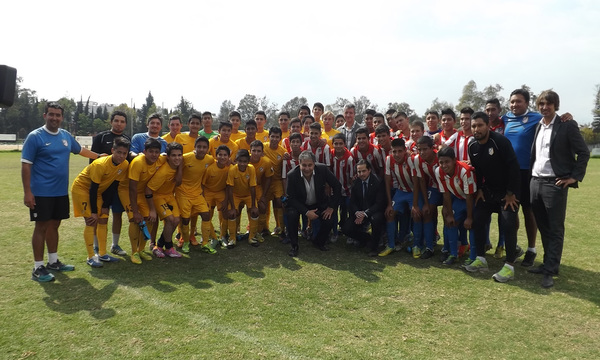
[385,154,415,193]
[301,141,331,166]
[434,160,477,200]
[444,131,473,162]
[412,153,439,189]
[330,148,355,197]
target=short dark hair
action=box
[236,149,250,161]
[189,113,202,122]
[289,133,303,143]
[437,145,456,159]
[216,144,230,156]
[335,114,345,122]
[365,109,376,116]
[229,110,241,119]
[250,140,264,149]
[218,121,233,131]
[144,138,161,151]
[147,113,163,125]
[485,98,501,109]
[394,111,408,119]
[113,136,130,150]
[375,124,390,135]
[168,115,181,123]
[374,112,385,119]
[44,102,64,115]
[536,90,560,111]
[440,108,456,120]
[278,111,291,118]
[411,120,425,131]
[201,111,213,118]
[167,142,183,155]
[298,105,311,115]
[355,127,369,137]
[332,133,346,144]
[510,88,530,103]
[391,138,406,148]
[460,107,474,115]
[269,126,282,136]
[426,110,439,118]
[309,122,322,132]
[385,109,397,115]
[194,136,209,147]
[417,136,434,148]
[255,110,267,118]
[302,115,315,125]
[313,102,324,111]
[472,111,489,124]
[356,159,372,170]
[111,110,128,122]
[245,119,257,129]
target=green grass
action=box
[1,152,600,359]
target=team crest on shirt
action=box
[367,154,373,161]
[277,155,281,160]
[62,139,68,147]
[523,116,529,124]
[489,148,494,156]
[117,169,123,174]
[259,167,264,172]
[245,174,250,180]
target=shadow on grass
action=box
[41,273,118,319]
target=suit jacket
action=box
[286,163,342,215]
[348,173,386,216]
[530,115,590,188]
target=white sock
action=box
[504,263,514,271]
[112,234,120,247]
[48,252,58,264]
[527,247,536,253]
[34,260,45,269]
[477,256,487,264]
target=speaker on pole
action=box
[0,65,17,108]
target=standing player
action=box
[313,102,324,127]
[199,111,218,139]
[90,110,131,257]
[130,113,168,156]
[72,137,130,267]
[229,111,246,142]
[162,115,183,143]
[208,122,239,161]
[254,111,270,143]
[350,127,384,178]
[278,111,291,140]
[146,142,184,258]
[485,98,505,134]
[235,120,258,152]
[330,133,355,243]
[226,150,260,247]
[321,111,340,147]
[434,108,457,148]
[282,118,302,153]
[175,114,202,154]
[406,121,424,154]
[424,111,441,138]
[249,141,274,241]
[393,111,411,140]
[202,146,231,247]
[301,122,331,166]
[22,102,100,282]
[263,127,287,235]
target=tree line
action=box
[2,78,599,145]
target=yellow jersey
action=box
[202,162,231,193]
[226,164,257,198]
[255,130,269,143]
[128,154,167,194]
[147,162,178,196]
[176,152,214,197]
[230,130,246,142]
[250,157,274,186]
[209,136,239,161]
[72,155,128,195]
[162,132,179,144]
[263,143,286,178]
[174,132,199,154]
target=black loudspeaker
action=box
[0,65,17,108]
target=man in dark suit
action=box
[286,151,342,256]
[341,159,386,256]
[528,90,590,288]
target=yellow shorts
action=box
[176,193,209,218]
[72,192,109,219]
[234,195,254,210]
[119,189,150,220]
[153,194,180,220]
[204,190,226,209]
[266,179,284,200]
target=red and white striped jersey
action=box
[282,157,300,179]
[413,153,439,189]
[434,160,477,200]
[282,134,305,153]
[350,143,384,171]
[369,132,378,145]
[444,131,472,162]
[385,154,415,192]
[330,148,355,197]
[301,141,331,166]
[375,145,391,166]
[435,130,456,146]
[491,120,505,135]
[405,139,418,154]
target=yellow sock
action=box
[219,212,228,238]
[249,216,258,240]
[258,214,267,233]
[190,215,198,236]
[265,205,271,229]
[181,223,190,244]
[84,225,96,258]
[129,223,140,255]
[228,219,238,239]
[96,222,108,256]
[274,207,284,230]
[201,221,211,246]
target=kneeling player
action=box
[71,137,130,267]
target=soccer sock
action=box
[201,221,211,246]
[157,234,165,249]
[274,207,284,229]
[258,214,267,233]
[190,215,198,235]
[48,252,58,264]
[265,205,271,230]
[96,223,108,256]
[249,216,259,239]
[84,225,96,258]
[129,223,140,254]
[528,247,536,253]
[220,213,228,238]
[228,219,238,240]
[423,222,435,250]
[386,221,396,249]
[181,223,190,244]
[112,233,120,247]
[34,260,45,269]
[209,208,218,239]
[164,238,173,249]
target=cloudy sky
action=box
[4,0,600,123]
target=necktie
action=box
[363,181,368,201]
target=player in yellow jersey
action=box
[174,114,201,154]
[263,126,286,235]
[235,119,257,152]
[146,142,184,258]
[72,137,130,267]
[278,111,291,141]
[321,111,340,147]
[249,140,274,241]
[229,110,246,142]
[208,121,238,161]
[254,111,270,143]
[226,149,259,247]
[162,115,182,143]
[175,136,215,254]
[202,145,231,247]
[118,138,167,264]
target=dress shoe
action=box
[528,265,544,274]
[542,274,554,288]
[288,247,299,257]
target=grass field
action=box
[1,151,599,359]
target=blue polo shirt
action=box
[502,111,543,170]
[21,126,82,197]
[130,133,168,154]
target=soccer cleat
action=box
[177,238,185,248]
[442,255,458,266]
[492,265,515,283]
[439,251,450,262]
[494,246,505,259]
[464,258,488,273]
[32,265,55,282]
[189,235,199,246]
[46,260,75,272]
[130,253,142,264]
[139,251,152,261]
[181,242,190,254]
[378,246,394,257]
[98,254,120,262]
[164,248,182,258]
[248,237,259,247]
[201,244,217,254]
[330,234,338,243]
[86,256,103,268]
[152,246,165,258]
[485,243,493,253]
[219,238,229,249]
[521,250,536,267]
[271,227,282,236]
[227,238,237,249]
[462,258,475,267]
[256,232,265,243]
[110,245,127,256]
[420,248,434,259]
[515,245,525,259]
[412,246,422,259]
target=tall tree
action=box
[136,91,155,133]
[237,94,260,123]
[387,101,419,122]
[456,80,485,112]
[216,100,236,123]
[352,96,375,124]
[592,84,600,133]
[326,97,350,116]
[281,96,309,117]
[259,95,279,127]
[174,96,194,122]
[427,98,454,115]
